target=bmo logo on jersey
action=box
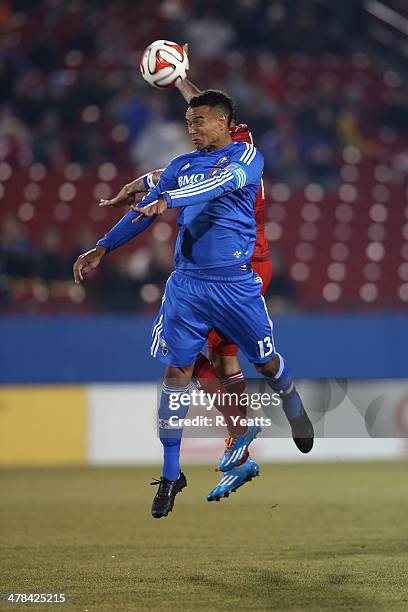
[178,173,205,187]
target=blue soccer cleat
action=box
[207,458,260,502]
[218,424,262,472]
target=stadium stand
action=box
[0,0,407,312]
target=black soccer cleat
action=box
[150,472,187,518]
[288,402,314,454]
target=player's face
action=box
[185,106,228,150]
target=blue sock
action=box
[159,383,190,481]
[265,354,302,419]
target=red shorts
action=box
[207,259,273,357]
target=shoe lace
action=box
[150,477,171,497]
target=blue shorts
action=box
[150,268,276,367]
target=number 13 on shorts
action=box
[257,335,274,359]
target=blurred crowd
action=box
[2,0,407,175]
[0,209,296,314]
[0,0,407,312]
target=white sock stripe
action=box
[162,385,191,395]
[222,373,244,383]
[163,381,193,390]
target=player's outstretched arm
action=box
[80,163,178,263]
[73,160,178,274]
[99,170,163,208]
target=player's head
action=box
[186,90,236,150]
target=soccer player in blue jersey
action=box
[74,91,313,518]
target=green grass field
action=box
[1,462,407,611]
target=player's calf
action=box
[255,354,314,454]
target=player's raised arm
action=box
[173,44,204,103]
[99,170,163,208]
[176,78,202,103]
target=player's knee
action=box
[254,354,280,377]
[165,364,194,386]
[209,353,240,378]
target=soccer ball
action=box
[140,40,189,89]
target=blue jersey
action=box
[97,140,264,271]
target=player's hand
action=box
[175,44,189,90]
[176,43,189,84]
[129,192,148,211]
[99,183,135,208]
[73,246,107,283]
[132,198,167,223]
